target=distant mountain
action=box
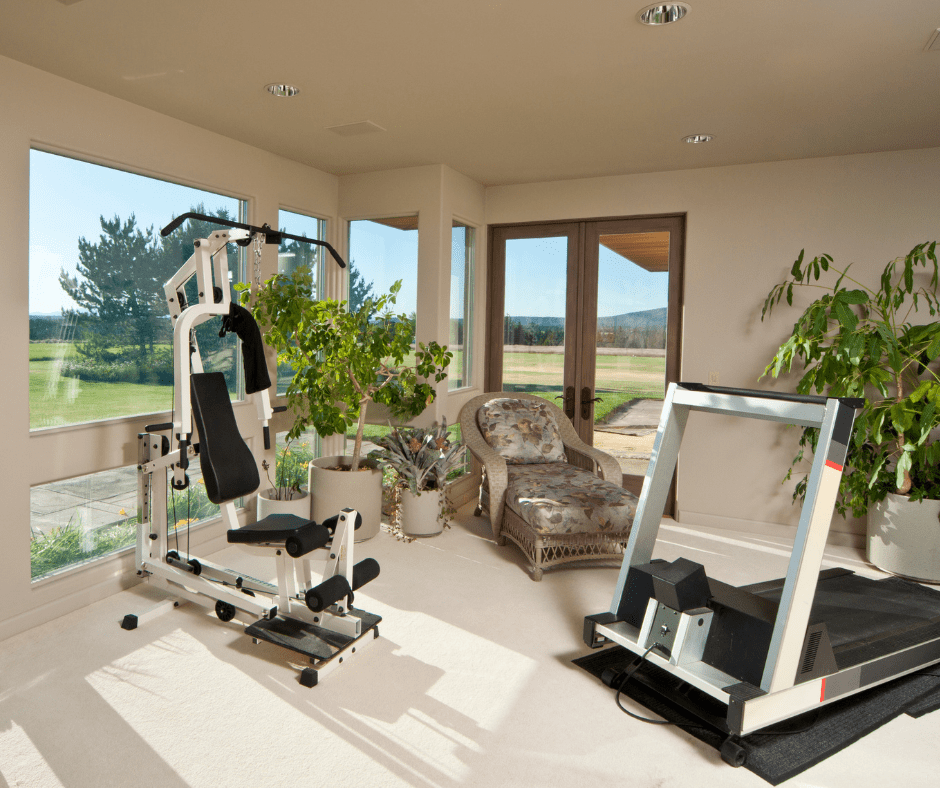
[509,307,666,329]
[598,307,667,330]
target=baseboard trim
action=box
[678,509,865,550]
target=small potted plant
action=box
[256,439,313,519]
[369,421,464,537]
[239,270,451,540]
[761,241,940,581]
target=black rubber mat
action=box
[574,646,940,785]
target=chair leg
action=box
[531,566,543,581]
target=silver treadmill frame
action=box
[592,382,940,735]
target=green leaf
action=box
[791,250,805,279]
[841,289,868,305]
[833,299,858,332]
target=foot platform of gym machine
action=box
[245,608,382,687]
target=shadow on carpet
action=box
[574,646,940,785]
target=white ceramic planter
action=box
[257,488,311,520]
[400,488,444,537]
[309,456,382,542]
[868,492,940,583]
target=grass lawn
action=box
[31,343,176,429]
[502,350,665,425]
[31,343,663,432]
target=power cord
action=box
[612,643,676,725]
[610,643,821,738]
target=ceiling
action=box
[2,1,939,186]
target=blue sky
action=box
[348,220,419,316]
[29,148,667,320]
[29,149,242,314]
[505,236,668,319]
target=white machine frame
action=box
[125,220,377,685]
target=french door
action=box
[486,215,684,505]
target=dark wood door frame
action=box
[485,213,686,513]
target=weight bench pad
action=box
[228,513,319,544]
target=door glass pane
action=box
[502,237,567,399]
[592,231,669,477]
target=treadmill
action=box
[584,382,940,753]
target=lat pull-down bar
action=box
[161,212,347,268]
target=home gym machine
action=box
[584,382,940,762]
[122,213,382,687]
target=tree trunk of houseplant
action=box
[868,493,940,583]
[309,456,382,542]
[400,487,443,537]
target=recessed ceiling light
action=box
[264,83,300,98]
[637,3,690,25]
[683,134,713,144]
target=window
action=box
[449,221,475,390]
[29,149,248,579]
[347,216,418,316]
[277,209,325,278]
[30,458,219,581]
[29,149,246,431]
[345,216,419,446]
[274,209,326,396]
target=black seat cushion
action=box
[190,372,260,504]
[227,513,315,544]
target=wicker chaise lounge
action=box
[459,392,638,580]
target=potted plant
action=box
[256,439,313,520]
[369,421,464,537]
[761,241,940,581]
[239,270,451,540]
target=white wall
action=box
[0,55,339,639]
[485,148,940,541]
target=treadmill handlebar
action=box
[678,382,864,410]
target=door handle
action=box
[581,387,602,420]
[554,386,576,420]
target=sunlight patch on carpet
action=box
[0,721,65,788]
[86,628,414,788]
[343,609,538,781]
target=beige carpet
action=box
[1,507,938,787]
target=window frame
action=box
[449,218,476,392]
[27,146,252,581]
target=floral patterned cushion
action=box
[477,398,566,464]
[505,463,637,535]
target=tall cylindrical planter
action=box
[309,456,383,542]
[257,488,311,520]
[400,488,444,537]
[868,492,940,583]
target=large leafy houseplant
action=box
[239,268,451,472]
[761,241,940,517]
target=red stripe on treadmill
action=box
[820,678,827,702]
[825,460,843,471]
